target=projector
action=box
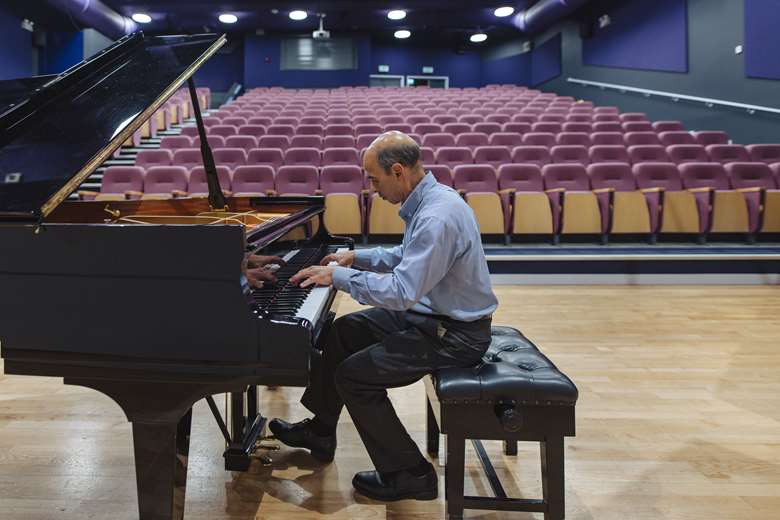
[312,29,331,39]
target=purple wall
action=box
[744,0,780,80]
[244,34,372,88]
[583,0,688,73]
[531,33,561,86]
[371,44,482,87]
[481,52,532,86]
[0,5,31,80]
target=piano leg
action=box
[132,410,192,520]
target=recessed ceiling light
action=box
[131,13,152,24]
[494,6,515,17]
[218,13,238,24]
[394,29,411,39]
[387,10,406,20]
[470,33,488,43]
[289,10,308,20]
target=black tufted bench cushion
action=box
[424,326,578,520]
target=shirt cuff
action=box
[332,266,360,292]
[351,249,373,270]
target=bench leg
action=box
[445,434,465,520]
[426,396,440,456]
[504,440,517,456]
[541,436,565,520]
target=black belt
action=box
[407,310,492,324]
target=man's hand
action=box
[245,266,277,288]
[320,250,356,267]
[247,254,287,268]
[290,266,336,288]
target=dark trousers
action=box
[300,307,492,473]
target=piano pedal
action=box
[255,442,280,451]
[251,452,274,466]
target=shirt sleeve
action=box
[331,217,459,310]
[352,245,404,272]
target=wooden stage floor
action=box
[1,285,779,519]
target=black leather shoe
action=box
[352,463,438,501]
[268,418,337,462]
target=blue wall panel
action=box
[745,0,780,80]
[0,5,31,80]
[371,45,482,87]
[583,0,688,73]
[195,40,245,91]
[481,51,532,86]
[244,35,371,88]
[41,32,84,75]
[531,33,561,86]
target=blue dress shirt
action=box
[331,172,498,322]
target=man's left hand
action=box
[289,266,336,288]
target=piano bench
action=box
[424,325,578,520]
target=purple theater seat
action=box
[273,117,299,127]
[160,135,192,150]
[171,148,203,172]
[212,148,247,171]
[659,131,696,146]
[320,165,364,194]
[473,146,512,170]
[539,114,566,123]
[511,146,552,168]
[592,122,622,133]
[619,113,648,122]
[725,162,779,233]
[324,135,355,148]
[291,135,324,149]
[452,164,498,192]
[247,148,284,171]
[706,144,750,164]
[587,162,649,234]
[191,135,225,149]
[551,145,589,165]
[622,122,653,133]
[88,166,144,200]
[561,122,592,133]
[443,123,472,136]
[135,149,174,171]
[589,145,630,164]
[300,116,325,125]
[498,163,543,192]
[379,115,405,126]
[258,135,291,151]
[531,122,563,134]
[523,132,556,148]
[452,164,508,234]
[224,135,258,152]
[420,147,435,165]
[179,126,200,138]
[276,165,320,195]
[593,114,620,123]
[490,132,524,148]
[238,125,267,139]
[322,147,360,166]
[353,116,378,126]
[356,134,380,150]
[511,114,537,124]
[624,132,661,147]
[667,144,709,164]
[422,133,457,148]
[628,145,671,164]
[502,122,532,135]
[486,114,511,125]
[633,162,685,233]
[413,123,444,137]
[653,121,685,132]
[694,131,729,146]
[542,163,599,234]
[427,165,453,187]
[432,114,458,125]
[143,166,188,198]
[355,124,383,136]
[284,147,322,167]
[590,132,624,146]
[231,165,275,196]
[472,122,502,135]
[459,114,484,125]
[326,116,351,125]
[202,116,221,127]
[436,147,474,169]
[556,132,591,147]
[746,144,780,164]
[222,117,248,127]
[566,114,593,123]
[296,124,325,137]
[324,124,354,137]
[456,133,490,150]
[385,123,413,134]
[187,165,232,196]
[248,116,273,127]
[679,162,744,233]
[406,114,430,125]
[266,124,296,137]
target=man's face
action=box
[364,151,405,204]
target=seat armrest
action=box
[498,188,516,194]
[265,189,278,196]
[314,189,324,195]
[640,187,665,193]
[687,186,714,193]
[172,189,188,198]
[77,190,98,200]
[545,187,566,193]
[124,190,144,199]
[736,187,764,193]
[592,187,615,194]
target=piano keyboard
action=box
[251,246,348,326]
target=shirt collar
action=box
[398,172,437,222]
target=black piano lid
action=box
[0,32,225,222]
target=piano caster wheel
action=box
[256,442,280,451]
[252,453,273,466]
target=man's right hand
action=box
[320,250,356,267]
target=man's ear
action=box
[392,163,403,177]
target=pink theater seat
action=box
[592,122,622,133]
[222,117,248,127]
[427,165,453,187]
[490,132,524,148]
[619,112,648,122]
[588,162,650,235]
[142,166,189,199]
[160,135,193,150]
[452,164,507,234]
[551,145,589,165]
[653,121,685,132]
[726,162,780,233]
[456,133,490,150]
[212,148,247,171]
[497,163,554,236]
[266,124,296,137]
[171,148,203,172]
[238,125,266,139]
[247,148,284,171]
[435,147,474,169]
[422,133,456,148]
[187,165,232,196]
[556,132,591,147]
[746,144,780,164]
[542,163,600,235]
[624,132,661,147]
[443,123,472,136]
[276,165,320,195]
[680,162,748,234]
[433,114,458,125]
[588,145,630,164]
[420,147,435,165]
[522,132,556,148]
[191,135,225,149]
[706,144,750,164]
[562,122,592,133]
[135,149,173,169]
[628,145,671,164]
[231,165,275,196]
[473,146,512,171]
[258,135,291,151]
[413,123,444,137]
[325,124,353,137]
[659,131,696,146]
[322,147,360,166]
[224,135,258,152]
[511,146,552,168]
[694,131,729,146]
[502,122,532,134]
[667,144,709,164]
[284,147,322,167]
[324,135,355,148]
[291,135,324,149]
[296,124,325,136]
[80,166,144,201]
[590,132,624,146]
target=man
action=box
[244,253,286,286]
[270,131,498,502]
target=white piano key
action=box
[295,247,348,326]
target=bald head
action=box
[365,131,424,174]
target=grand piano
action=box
[0,32,352,519]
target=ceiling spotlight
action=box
[289,10,308,20]
[394,29,411,39]
[218,13,238,24]
[494,6,515,17]
[470,33,488,43]
[387,10,407,20]
[131,13,152,24]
